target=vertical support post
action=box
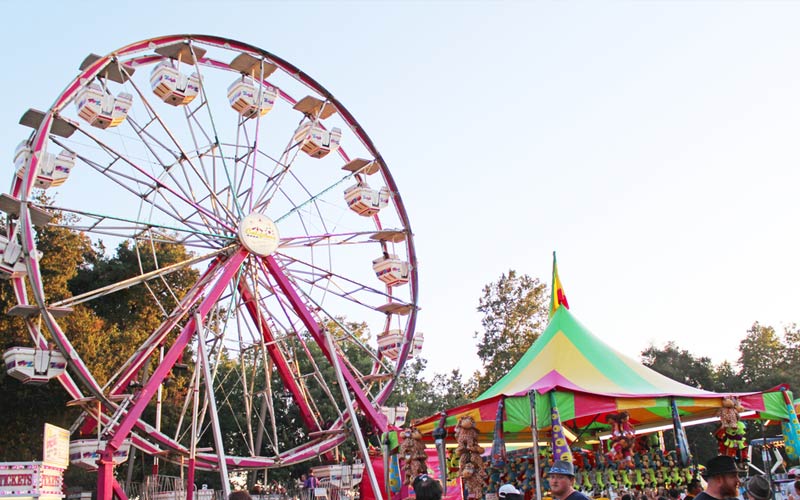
[154,346,165,476]
[97,453,116,500]
[529,390,542,500]
[196,312,231,498]
[186,459,196,500]
[187,353,201,500]
[323,328,383,500]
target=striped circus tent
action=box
[414,306,792,444]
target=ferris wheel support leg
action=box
[97,453,115,500]
[186,458,196,500]
[323,329,383,500]
[264,255,389,433]
[196,311,231,499]
[97,248,248,486]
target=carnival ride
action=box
[2,34,419,500]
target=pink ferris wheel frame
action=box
[9,34,419,499]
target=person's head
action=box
[687,479,702,495]
[667,488,680,500]
[309,471,315,477]
[744,475,772,500]
[621,494,633,500]
[498,484,523,500]
[230,491,252,500]
[547,460,576,498]
[702,456,740,498]
[794,480,800,494]
[413,474,443,500]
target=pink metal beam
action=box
[96,248,248,500]
[263,255,388,433]
[112,478,130,500]
[238,280,321,433]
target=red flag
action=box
[549,252,569,318]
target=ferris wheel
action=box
[2,34,418,494]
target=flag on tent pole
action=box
[670,398,691,467]
[549,252,569,319]
[549,391,572,463]
[490,398,507,468]
[780,388,800,461]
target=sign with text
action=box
[43,423,70,468]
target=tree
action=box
[778,323,800,391]
[0,210,103,461]
[641,341,716,390]
[738,322,786,389]
[711,360,744,392]
[474,270,548,393]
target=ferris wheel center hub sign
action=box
[238,213,280,256]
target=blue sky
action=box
[2,1,799,378]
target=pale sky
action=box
[2,1,798,379]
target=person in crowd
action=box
[413,474,443,500]
[667,488,681,500]
[302,471,317,500]
[230,491,253,500]
[788,480,800,500]
[547,460,591,500]
[499,484,524,500]
[303,471,317,490]
[744,475,772,500]
[694,456,740,500]
[685,478,702,500]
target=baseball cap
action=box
[498,484,522,497]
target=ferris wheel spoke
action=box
[57,128,234,235]
[274,251,410,310]
[122,66,241,225]
[278,229,406,248]
[51,244,234,310]
[45,204,232,247]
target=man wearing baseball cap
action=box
[498,484,523,500]
[694,456,741,500]
[547,460,590,500]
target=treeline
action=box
[1,216,796,485]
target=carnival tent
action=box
[414,306,791,443]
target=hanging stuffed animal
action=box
[606,411,635,468]
[456,415,487,499]
[398,426,428,485]
[715,397,748,461]
[718,397,739,429]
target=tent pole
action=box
[529,390,542,500]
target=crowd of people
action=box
[224,455,794,500]
[487,448,700,498]
[487,456,781,500]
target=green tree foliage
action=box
[387,359,475,421]
[474,270,548,393]
[711,360,744,392]
[0,211,99,460]
[738,322,792,390]
[641,341,716,390]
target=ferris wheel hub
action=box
[237,213,280,256]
